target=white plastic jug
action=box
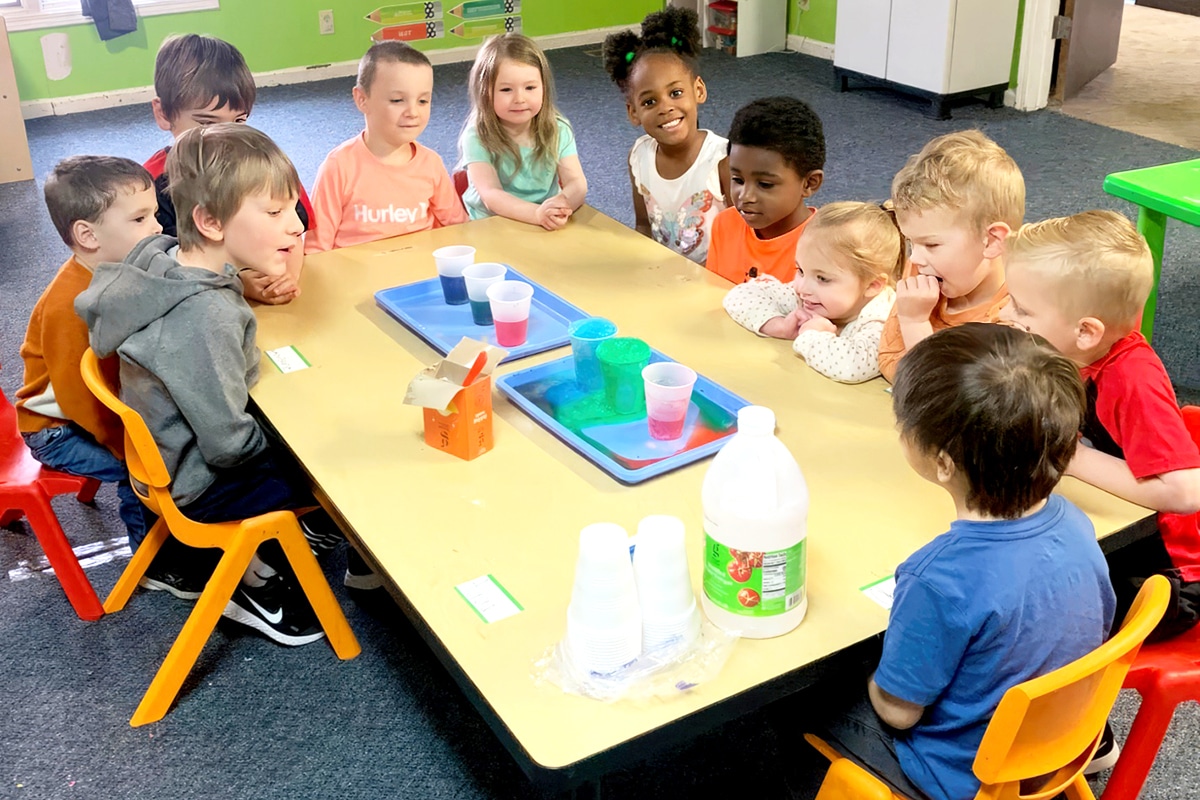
[701,406,808,638]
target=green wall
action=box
[788,0,837,42]
[788,0,1026,88]
[9,0,658,102]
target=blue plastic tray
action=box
[375,267,590,363]
[496,350,750,484]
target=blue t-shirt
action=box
[874,494,1116,800]
[458,117,577,220]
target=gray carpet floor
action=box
[2,45,1199,799]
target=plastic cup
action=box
[433,245,475,305]
[463,262,507,326]
[595,337,651,415]
[486,280,534,347]
[568,318,618,393]
[566,522,642,674]
[642,362,697,441]
[634,516,699,653]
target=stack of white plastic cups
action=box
[566,523,643,674]
[634,515,701,653]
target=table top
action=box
[1104,158,1200,226]
[250,208,1152,782]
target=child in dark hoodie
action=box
[76,123,350,646]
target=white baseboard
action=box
[19,24,635,120]
[786,34,834,60]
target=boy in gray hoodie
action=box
[77,123,342,646]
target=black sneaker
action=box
[221,573,326,646]
[344,546,383,591]
[1083,722,1121,775]
[139,566,205,601]
[299,511,344,555]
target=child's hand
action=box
[799,316,837,335]
[895,275,942,323]
[760,307,812,339]
[536,195,573,231]
[240,269,300,305]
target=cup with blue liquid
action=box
[433,245,475,305]
[463,262,507,325]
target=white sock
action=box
[241,554,277,588]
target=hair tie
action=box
[625,50,635,63]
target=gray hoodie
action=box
[75,234,267,506]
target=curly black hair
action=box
[727,96,826,176]
[602,7,701,95]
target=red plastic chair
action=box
[1099,405,1200,799]
[452,168,468,200]
[0,382,104,621]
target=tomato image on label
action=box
[737,588,761,607]
[726,559,752,583]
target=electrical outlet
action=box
[318,9,334,35]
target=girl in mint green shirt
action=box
[458,33,588,230]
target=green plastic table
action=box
[1103,158,1200,341]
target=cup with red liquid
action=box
[463,262,507,325]
[486,280,534,347]
[642,362,697,441]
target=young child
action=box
[145,33,312,304]
[818,323,1116,800]
[15,156,160,549]
[458,33,588,230]
[305,41,466,254]
[1002,210,1200,639]
[723,202,903,383]
[602,6,729,263]
[876,130,1023,381]
[77,124,348,645]
[707,96,825,284]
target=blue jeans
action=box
[22,423,152,546]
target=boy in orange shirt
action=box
[16,156,160,547]
[706,96,824,284]
[305,41,466,253]
[1003,210,1200,639]
[877,130,1024,381]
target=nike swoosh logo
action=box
[245,594,284,625]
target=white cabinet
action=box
[834,0,1020,118]
[698,0,787,58]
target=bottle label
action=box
[703,534,806,617]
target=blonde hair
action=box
[891,130,1025,233]
[464,33,568,176]
[806,201,907,284]
[1007,210,1153,331]
[166,123,300,250]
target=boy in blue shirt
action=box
[818,323,1117,800]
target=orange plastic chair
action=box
[1097,405,1200,799]
[80,349,361,726]
[0,378,103,621]
[806,574,1171,800]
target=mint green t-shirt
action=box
[459,117,577,220]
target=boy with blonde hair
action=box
[877,130,1024,381]
[146,33,313,304]
[306,41,465,253]
[16,156,160,548]
[1002,209,1200,638]
[77,124,345,645]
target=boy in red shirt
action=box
[1003,209,1200,638]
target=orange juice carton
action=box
[404,338,507,460]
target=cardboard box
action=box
[404,338,507,461]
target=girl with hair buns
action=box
[602,7,729,263]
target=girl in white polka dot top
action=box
[723,202,905,383]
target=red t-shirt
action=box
[1081,332,1200,580]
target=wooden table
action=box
[1103,158,1200,341]
[251,208,1153,793]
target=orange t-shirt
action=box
[705,206,816,284]
[305,135,467,253]
[877,262,1010,382]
